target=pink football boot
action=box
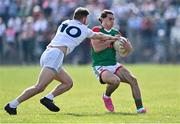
[102,95,114,112]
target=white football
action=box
[113,37,128,57]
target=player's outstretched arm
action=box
[91,39,115,52]
[91,32,119,41]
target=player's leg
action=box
[18,68,56,103]
[38,48,66,112]
[100,70,120,112]
[40,68,73,112]
[52,68,73,96]
[4,67,56,115]
[115,66,146,113]
[101,70,120,97]
[5,47,64,115]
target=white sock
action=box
[103,93,110,98]
[9,99,19,108]
[45,93,54,100]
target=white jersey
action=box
[49,19,95,54]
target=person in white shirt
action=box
[4,7,119,115]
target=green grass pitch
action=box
[0,64,180,123]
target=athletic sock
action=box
[45,93,54,100]
[135,98,143,110]
[103,93,110,98]
[9,99,19,108]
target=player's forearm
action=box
[93,43,110,52]
[91,39,112,52]
[92,32,118,41]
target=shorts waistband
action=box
[47,45,67,55]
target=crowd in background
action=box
[0,0,180,65]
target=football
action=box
[113,37,129,57]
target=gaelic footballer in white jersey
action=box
[49,19,95,54]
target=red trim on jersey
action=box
[92,26,101,32]
[90,26,101,47]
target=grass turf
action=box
[0,64,180,123]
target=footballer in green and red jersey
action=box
[90,10,146,114]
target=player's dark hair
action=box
[99,10,114,23]
[73,7,89,20]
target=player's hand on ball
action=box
[113,36,133,57]
[121,38,132,53]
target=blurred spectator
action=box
[153,13,167,63]
[127,10,142,63]
[170,15,180,63]
[8,0,18,17]
[0,0,7,22]
[5,18,17,63]
[140,14,155,62]
[33,8,48,58]
[20,16,35,64]
[0,17,6,63]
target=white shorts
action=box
[40,48,64,73]
[92,63,123,80]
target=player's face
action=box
[102,14,115,28]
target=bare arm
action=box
[91,39,115,52]
[91,32,118,41]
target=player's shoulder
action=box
[111,28,120,34]
[62,19,70,24]
[62,19,79,25]
[110,28,121,35]
[92,26,102,32]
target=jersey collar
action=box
[74,19,83,25]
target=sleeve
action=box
[92,26,100,32]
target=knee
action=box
[130,76,138,86]
[34,84,46,93]
[66,80,73,90]
[111,77,120,86]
